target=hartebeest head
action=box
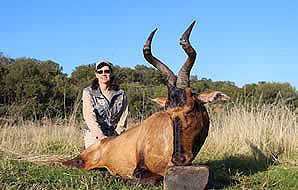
[143,21,209,166]
[143,21,196,108]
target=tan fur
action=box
[67,111,174,177]
[197,90,230,103]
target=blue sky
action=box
[1,0,297,88]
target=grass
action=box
[231,165,298,189]
[0,155,162,190]
[0,102,297,189]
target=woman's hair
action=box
[91,63,119,90]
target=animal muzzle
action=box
[171,153,193,166]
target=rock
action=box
[164,165,209,190]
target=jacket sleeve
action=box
[82,89,104,136]
[115,94,128,135]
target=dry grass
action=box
[0,103,297,165]
[199,102,297,163]
[0,118,83,162]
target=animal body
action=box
[63,21,210,184]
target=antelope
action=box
[63,21,210,184]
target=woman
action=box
[82,60,128,148]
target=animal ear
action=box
[149,97,168,107]
[197,90,230,104]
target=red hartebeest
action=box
[63,21,210,184]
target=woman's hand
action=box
[99,136,108,141]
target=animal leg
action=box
[131,162,163,185]
[138,174,163,185]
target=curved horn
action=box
[176,21,197,88]
[143,29,176,86]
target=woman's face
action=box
[96,65,112,84]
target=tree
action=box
[2,58,70,119]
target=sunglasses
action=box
[96,69,111,74]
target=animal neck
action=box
[83,139,113,170]
[98,139,110,160]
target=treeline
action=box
[0,55,297,121]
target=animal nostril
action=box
[171,155,186,166]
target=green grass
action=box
[0,153,162,190]
[197,154,298,189]
[1,152,297,190]
[231,166,298,189]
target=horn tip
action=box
[189,20,196,29]
[149,28,158,37]
[145,28,158,46]
[152,28,158,34]
[180,21,196,40]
